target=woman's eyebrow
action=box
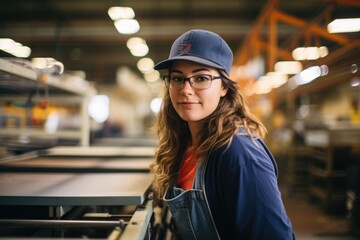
[170,68,211,74]
[170,69,183,74]
[192,68,211,73]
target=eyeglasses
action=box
[162,74,222,90]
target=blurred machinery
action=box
[0,58,169,239]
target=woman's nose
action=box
[180,80,194,94]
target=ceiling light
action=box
[318,46,329,58]
[0,39,31,58]
[127,37,149,57]
[274,61,302,74]
[351,64,358,74]
[137,58,154,73]
[114,19,140,34]
[297,66,320,84]
[144,70,160,83]
[0,38,15,49]
[88,95,110,123]
[305,47,320,60]
[289,65,329,88]
[126,37,144,49]
[31,58,64,74]
[327,18,360,33]
[108,6,135,20]
[3,45,31,58]
[31,57,53,69]
[129,44,148,57]
[292,46,328,61]
[150,97,162,114]
[253,76,273,95]
[351,77,360,87]
[266,72,288,88]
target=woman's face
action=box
[168,60,228,123]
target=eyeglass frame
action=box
[162,74,223,90]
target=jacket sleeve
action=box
[206,135,296,239]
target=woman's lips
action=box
[178,101,199,108]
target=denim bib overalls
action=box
[163,160,221,240]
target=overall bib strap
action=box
[193,160,221,239]
[163,160,221,240]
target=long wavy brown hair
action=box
[150,74,267,199]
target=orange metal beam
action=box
[268,12,277,71]
[256,39,293,60]
[273,10,353,45]
[233,0,280,66]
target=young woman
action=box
[151,29,295,239]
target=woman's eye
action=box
[171,76,183,82]
[195,75,210,82]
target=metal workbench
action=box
[0,146,157,239]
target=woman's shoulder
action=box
[211,129,271,167]
[226,130,263,154]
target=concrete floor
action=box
[281,188,359,240]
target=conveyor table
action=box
[0,157,153,172]
[0,172,153,206]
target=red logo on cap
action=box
[178,43,191,54]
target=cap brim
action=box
[154,55,228,75]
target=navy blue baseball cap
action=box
[154,29,233,77]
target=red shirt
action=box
[177,147,197,190]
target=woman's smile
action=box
[178,100,200,109]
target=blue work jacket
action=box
[204,132,296,239]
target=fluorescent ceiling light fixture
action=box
[253,76,273,95]
[292,46,328,61]
[3,45,31,58]
[274,61,302,74]
[137,58,154,73]
[327,18,360,33]
[295,66,321,85]
[88,95,110,123]
[150,97,162,114]
[0,39,31,58]
[266,72,288,88]
[108,7,135,20]
[351,77,360,87]
[305,47,320,60]
[0,38,15,49]
[293,65,328,85]
[31,58,64,74]
[127,37,149,57]
[144,70,160,83]
[351,64,358,73]
[126,37,144,49]
[31,57,55,69]
[292,48,305,60]
[114,19,140,34]
[129,44,148,57]
[318,46,329,58]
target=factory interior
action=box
[0,0,359,239]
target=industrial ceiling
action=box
[0,0,359,87]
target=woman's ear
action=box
[221,86,228,97]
